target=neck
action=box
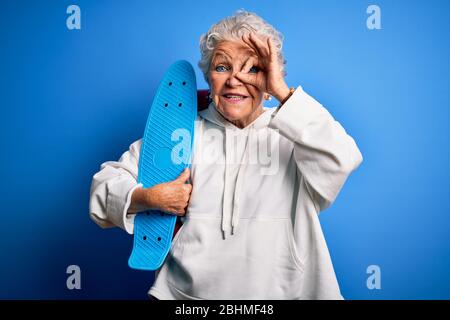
[230,106,264,129]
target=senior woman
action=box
[89,10,363,300]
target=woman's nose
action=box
[226,72,243,87]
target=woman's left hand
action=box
[235,33,291,102]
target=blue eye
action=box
[249,66,259,73]
[215,65,228,72]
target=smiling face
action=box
[208,40,264,128]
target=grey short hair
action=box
[198,10,286,83]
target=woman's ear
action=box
[207,89,213,103]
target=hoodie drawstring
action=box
[221,127,232,239]
[221,126,252,239]
[231,128,251,235]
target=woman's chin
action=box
[220,104,250,121]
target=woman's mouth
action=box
[221,94,248,104]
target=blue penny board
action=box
[128,60,197,270]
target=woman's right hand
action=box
[129,168,193,216]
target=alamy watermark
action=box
[66,265,81,290]
[170,124,280,175]
[66,5,81,30]
[367,5,382,30]
[366,264,381,290]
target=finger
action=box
[183,184,193,193]
[242,34,260,58]
[243,34,263,59]
[267,37,278,62]
[240,56,252,73]
[169,206,184,216]
[235,71,257,87]
[249,33,270,58]
[174,167,190,183]
[180,203,189,216]
[241,56,257,73]
[175,209,186,217]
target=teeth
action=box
[225,95,244,99]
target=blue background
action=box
[0,0,449,299]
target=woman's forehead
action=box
[212,41,256,61]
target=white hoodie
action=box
[89,86,363,300]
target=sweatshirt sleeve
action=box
[268,86,363,212]
[89,139,143,234]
